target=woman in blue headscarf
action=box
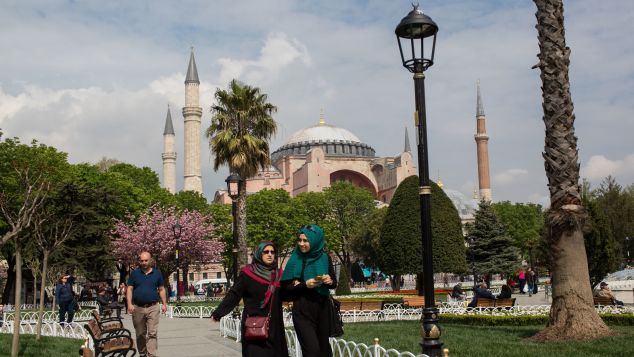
[212,242,288,357]
[282,224,337,357]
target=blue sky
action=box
[1,0,632,205]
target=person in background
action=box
[526,268,535,297]
[467,282,496,308]
[79,285,90,302]
[282,224,337,357]
[451,283,466,300]
[127,252,168,357]
[498,283,513,299]
[55,274,75,324]
[595,282,624,306]
[206,283,214,298]
[518,268,526,294]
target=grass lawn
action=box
[0,334,81,357]
[342,321,634,357]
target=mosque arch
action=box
[330,170,377,197]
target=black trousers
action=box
[292,296,332,357]
[58,301,75,323]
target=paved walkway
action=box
[121,314,240,357]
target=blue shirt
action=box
[127,267,164,305]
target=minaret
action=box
[162,105,177,193]
[404,127,411,152]
[474,80,492,201]
[182,47,203,193]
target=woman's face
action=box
[261,245,275,265]
[298,234,310,253]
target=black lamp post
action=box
[395,4,442,356]
[468,236,477,289]
[172,222,182,305]
[225,173,243,285]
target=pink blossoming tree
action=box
[112,205,224,287]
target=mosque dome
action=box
[444,189,479,219]
[271,112,376,162]
[284,125,362,145]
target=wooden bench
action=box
[474,298,516,308]
[402,296,425,308]
[475,298,496,308]
[84,318,136,357]
[91,310,124,332]
[337,300,384,311]
[494,298,516,308]
[594,296,615,306]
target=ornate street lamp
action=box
[225,173,243,285]
[395,4,442,356]
[172,222,182,305]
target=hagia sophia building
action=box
[162,49,490,225]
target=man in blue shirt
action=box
[127,252,167,357]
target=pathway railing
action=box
[2,308,96,323]
[220,316,428,357]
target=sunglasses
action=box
[262,250,275,255]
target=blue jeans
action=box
[59,300,75,323]
[527,282,534,296]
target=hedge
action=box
[439,313,634,326]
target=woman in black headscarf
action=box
[212,242,288,357]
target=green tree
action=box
[532,0,610,340]
[175,190,209,213]
[467,201,520,279]
[583,198,619,289]
[378,176,467,291]
[492,201,545,266]
[0,135,69,357]
[593,176,634,263]
[350,208,388,267]
[323,182,376,291]
[205,79,277,269]
[246,189,297,263]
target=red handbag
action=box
[243,300,273,341]
[243,315,270,340]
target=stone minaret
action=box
[404,127,411,152]
[162,105,177,193]
[182,48,203,193]
[474,80,492,201]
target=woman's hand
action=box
[321,274,333,285]
[305,278,320,289]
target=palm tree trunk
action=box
[36,250,49,340]
[531,0,610,341]
[237,180,249,268]
[11,243,22,357]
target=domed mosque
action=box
[214,110,417,204]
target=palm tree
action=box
[532,0,610,340]
[206,79,277,268]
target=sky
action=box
[1,0,632,206]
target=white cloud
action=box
[217,32,311,85]
[582,154,634,181]
[494,169,529,185]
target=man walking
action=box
[127,252,167,357]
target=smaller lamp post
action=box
[468,236,477,288]
[225,173,243,285]
[626,237,631,264]
[172,222,182,306]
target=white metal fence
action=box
[220,316,427,357]
[2,308,96,323]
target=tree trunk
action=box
[11,244,22,357]
[391,274,401,292]
[36,250,49,340]
[531,0,611,341]
[32,273,37,305]
[237,180,248,268]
